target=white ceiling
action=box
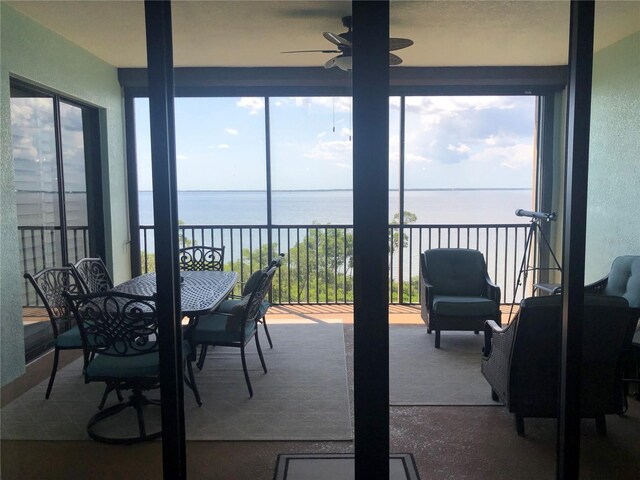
[7,0,640,68]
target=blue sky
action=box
[135,95,535,191]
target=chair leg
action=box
[435,330,441,349]
[255,332,267,374]
[595,416,607,436]
[515,415,525,436]
[491,389,500,402]
[99,384,111,410]
[474,331,479,334]
[197,345,208,370]
[262,315,273,349]
[45,348,60,399]
[240,345,253,398]
[185,359,202,406]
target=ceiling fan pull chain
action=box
[333,97,335,133]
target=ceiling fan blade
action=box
[324,56,339,69]
[389,53,403,66]
[389,38,414,51]
[281,49,342,54]
[323,32,352,47]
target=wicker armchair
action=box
[481,294,637,436]
[420,248,501,348]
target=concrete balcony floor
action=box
[2,305,639,479]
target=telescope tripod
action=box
[509,219,562,321]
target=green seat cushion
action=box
[55,325,83,348]
[218,298,270,317]
[242,270,265,296]
[432,295,499,317]
[193,312,256,345]
[87,351,159,379]
[86,341,191,380]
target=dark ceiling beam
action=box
[118,65,566,95]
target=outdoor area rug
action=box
[389,326,496,406]
[1,323,352,441]
[273,453,420,480]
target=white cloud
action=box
[447,143,471,154]
[336,163,351,169]
[177,154,188,161]
[291,96,352,113]
[470,143,533,170]
[317,131,327,138]
[304,139,352,161]
[236,97,264,115]
[406,153,430,164]
[217,144,230,149]
[224,128,239,135]
[485,135,498,146]
[405,96,517,119]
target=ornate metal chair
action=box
[71,257,114,294]
[65,291,202,444]
[213,253,285,349]
[178,246,225,271]
[189,265,277,397]
[420,248,501,348]
[482,294,637,436]
[24,267,85,399]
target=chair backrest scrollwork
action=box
[178,246,225,272]
[72,257,114,294]
[65,291,158,357]
[24,267,83,338]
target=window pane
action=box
[403,95,536,224]
[270,97,353,225]
[60,101,89,263]
[11,91,63,280]
[135,97,268,226]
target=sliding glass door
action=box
[10,80,103,361]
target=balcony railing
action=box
[18,223,536,307]
[18,225,90,306]
[140,223,533,305]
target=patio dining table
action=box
[112,270,238,318]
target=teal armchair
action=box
[420,248,501,348]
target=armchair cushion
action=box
[603,256,640,308]
[432,295,499,317]
[423,248,488,297]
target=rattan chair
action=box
[178,246,225,271]
[420,248,501,348]
[71,257,114,294]
[190,264,277,397]
[65,290,202,444]
[481,294,637,436]
[24,267,85,399]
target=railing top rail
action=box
[139,223,530,229]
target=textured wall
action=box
[585,32,640,282]
[0,5,130,386]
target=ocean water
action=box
[138,189,534,226]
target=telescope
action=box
[515,209,557,222]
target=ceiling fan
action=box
[282,15,413,72]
